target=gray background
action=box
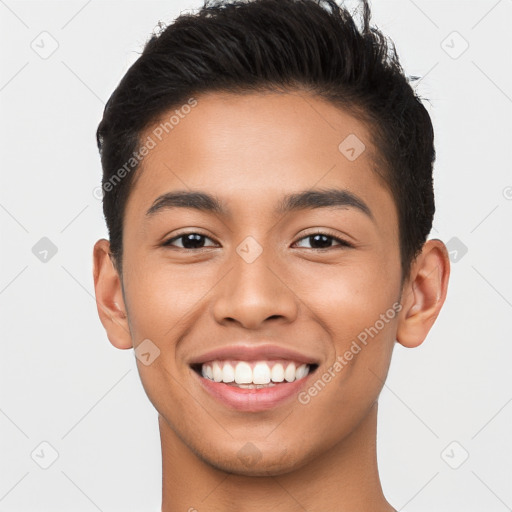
[1,0,511,510]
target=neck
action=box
[159,403,394,512]
[160,401,394,512]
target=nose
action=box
[212,248,299,330]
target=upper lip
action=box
[188,344,321,366]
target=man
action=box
[93,0,450,510]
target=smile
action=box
[190,360,319,412]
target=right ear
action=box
[92,239,133,349]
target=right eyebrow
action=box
[146,191,225,217]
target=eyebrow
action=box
[145,188,374,221]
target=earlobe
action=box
[396,239,450,348]
[92,239,133,350]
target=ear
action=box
[92,239,133,350]
[396,239,450,348]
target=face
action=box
[114,91,405,475]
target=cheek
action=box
[289,296,398,466]
[295,259,400,391]
[293,267,399,444]
[121,255,215,340]
[294,256,401,332]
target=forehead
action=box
[125,90,395,227]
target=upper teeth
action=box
[200,360,310,384]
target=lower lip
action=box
[192,368,315,412]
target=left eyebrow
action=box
[145,187,374,222]
[275,188,374,221]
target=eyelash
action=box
[161,230,354,250]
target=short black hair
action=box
[96,0,435,281]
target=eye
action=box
[162,232,218,250]
[162,230,353,251]
[293,231,353,250]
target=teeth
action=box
[212,362,223,382]
[296,363,308,380]
[200,360,311,385]
[235,362,253,384]
[253,362,271,384]
[234,382,277,389]
[271,363,285,382]
[284,362,296,382]
[222,362,235,383]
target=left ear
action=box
[396,239,451,348]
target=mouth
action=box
[190,360,319,411]
[191,360,319,386]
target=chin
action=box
[200,444,314,477]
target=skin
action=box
[93,90,450,512]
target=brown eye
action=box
[163,233,217,249]
[294,232,353,250]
